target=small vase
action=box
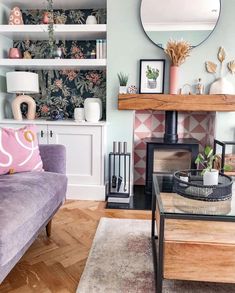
[86,15,97,25]
[169,65,179,94]
[74,108,85,122]
[119,86,128,94]
[203,169,219,186]
[85,103,100,122]
[8,48,22,59]
[42,12,50,24]
[53,47,63,59]
[209,77,235,95]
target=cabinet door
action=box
[48,125,104,185]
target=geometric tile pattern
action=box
[134,110,216,185]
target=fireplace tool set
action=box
[107,141,131,198]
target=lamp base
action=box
[12,95,36,120]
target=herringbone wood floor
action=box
[0,201,151,293]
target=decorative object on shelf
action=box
[8,48,22,59]
[50,108,64,120]
[164,40,191,94]
[206,47,235,94]
[179,83,192,95]
[42,11,52,24]
[96,40,107,59]
[196,78,204,95]
[90,50,96,59]
[118,72,129,94]
[6,72,39,120]
[86,15,98,25]
[84,98,102,122]
[174,169,233,202]
[23,51,32,59]
[128,85,138,94]
[53,47,63,59]
[139,59,165,94]
[8,7,24,25]
[74,107,85,122]
[195,146,220,186]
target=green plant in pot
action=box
[146,65,159,89]
[195,146,220,186]
[118,72,129,94]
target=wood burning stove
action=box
[145,111,199,195]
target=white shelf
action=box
[2,0,106,9]
[0,59,106,70]
[0,25,107,41]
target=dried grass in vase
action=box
[165,39,191,67]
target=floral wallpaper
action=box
[15,9,106,119]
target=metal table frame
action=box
[151,174,235,293]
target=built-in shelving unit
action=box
[118,94,235,112]
[0,24,107,41]
[0,59,106,70]
[1,0,106,9]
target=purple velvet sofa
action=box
[0,145,67,284]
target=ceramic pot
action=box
[119,86,128,94]
[8,48,22,59]
[74,108,85,122]
[169,65,179,94]
[147,79,157,89]
[203,169,219,186]
[209,77,235,94]
[86,15,97,24]
[84,98,102,122]
[9,7,24,25]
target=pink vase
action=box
[8,48,22,59]
[169,66,179,94]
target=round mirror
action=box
[141,0,221,49]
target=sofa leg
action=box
[46,220,52,237]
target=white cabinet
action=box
[0,120,106,201]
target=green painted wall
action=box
[106,0,235,163]
[146,30,211,48]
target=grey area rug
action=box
[77,218,235,293]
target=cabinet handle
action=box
[40,130,44,138]
[50,130,53,138]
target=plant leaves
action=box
[204,146,213,158]
[227,60,235,74]
[205,61,217,74]
[218,47,226,63]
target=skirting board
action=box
[66,184,106,201]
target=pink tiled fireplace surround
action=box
[134,110,216,185]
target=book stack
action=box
[96,39,107,59]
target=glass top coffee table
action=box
[152,173,235,293]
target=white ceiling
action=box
[2,0,106,10]
[141,0,220,28]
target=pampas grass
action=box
[165,39,191,66]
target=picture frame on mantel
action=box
[139,59,165,94]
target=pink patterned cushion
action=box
[0,125,43,175]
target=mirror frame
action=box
[140,0,221,50]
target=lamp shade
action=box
[6,71,39,94]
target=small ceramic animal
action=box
[9,7,24,25]
[128,85,138,94]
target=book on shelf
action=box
[96,39,107,59]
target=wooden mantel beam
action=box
[118,94,235,112]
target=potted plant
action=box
[118,72,128,94]
[146,65,159,89]
[195,146,220,185]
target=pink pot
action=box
[169,66,179,95]
[8,48,22,59]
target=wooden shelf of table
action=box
[118,94,235,112]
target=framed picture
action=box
[139,59,165,94]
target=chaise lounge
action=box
[0,144,67,283]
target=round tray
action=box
[173,170,233,202]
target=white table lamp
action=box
[6,71,39,120]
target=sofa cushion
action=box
[0,125,43,175]
[0,171,67,266]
